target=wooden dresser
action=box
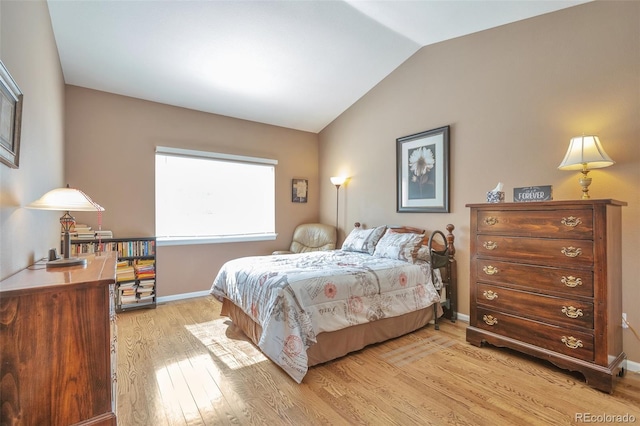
[0,253,117,425]
[466,199,626,393]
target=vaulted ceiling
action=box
[47,0,588,133]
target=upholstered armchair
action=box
[272,223,337,255]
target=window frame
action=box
[155,146,278,247]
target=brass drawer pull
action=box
[561,216,582,228]
[484,217,498,226]
[562,306,584,319]
[561,276,583,288]
[483,290,499,300]
[561,336,583,349]
[561,246,582,258]
[483,265,499,275]
[483,315,498,326]
[483,241,498,250]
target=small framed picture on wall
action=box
[292,178,308,203]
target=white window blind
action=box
[155,146,277,245]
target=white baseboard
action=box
[156,290,211,304]
[450,312,639,372]
[455,312,470,323]
[626,359,640,373]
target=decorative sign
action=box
[513,186,553,202]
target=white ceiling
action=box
[47,0,588,133]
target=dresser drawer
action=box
[477,209,593,239]
[476,235,593,268]
[475,307,594,362]
[476,283,593,329]
[476,259,594,298]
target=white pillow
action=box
[373,230,424,263]
[341,226,387,255]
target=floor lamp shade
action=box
[330,176,346,187]
[27,185,104,268]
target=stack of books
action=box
[134,259,156,305]
[134,259,155,280]
[137,280,155,303]
[119,282,137,305]
[95,230,113,238]
[72,224,95,239]
[66,224,114,240]
[116,260,137,306]
[116,260,135,283]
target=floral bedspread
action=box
[210,250,441,383]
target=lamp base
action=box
[579,170,592,200]
[46,257,87,268]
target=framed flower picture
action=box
[397,126,450,213]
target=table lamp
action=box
[558,135,614,199]
[27,185,104,268]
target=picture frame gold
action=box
[0,60,23,169]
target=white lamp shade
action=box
[27,187,104,211]
[330,176,347,186]
[558,135,615,171]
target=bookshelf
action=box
[70,237,156,312]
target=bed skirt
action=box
[220,297,439,367]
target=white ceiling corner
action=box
[47,0,590,133]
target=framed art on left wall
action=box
[0,60,23,169]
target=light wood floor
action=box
[117,297,640,425]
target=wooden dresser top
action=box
[466,198,627,209]
[0,252,117,294]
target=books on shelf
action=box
[134,259,155,280]
[138,279,155,290]
[71,238,156,259]
[71,224,96,239]
[119,294,138,305]
[116,261,135,283]
[137,294,154,304]
[66,226,114,243]
[70,237,156,311]
[117,257,156,307]
[116,240,155,258]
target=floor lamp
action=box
[330,176,346,230]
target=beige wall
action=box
[319,1,640,362]
[65,86,319,297]
[0,0,66,280]
[3,0,639,365]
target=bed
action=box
[210,223,457,383]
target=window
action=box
[155,146,277,245]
